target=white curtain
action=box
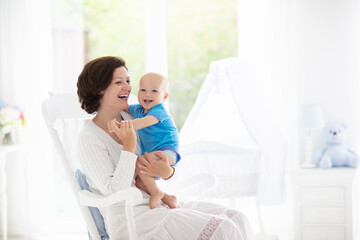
[145,0,168,77]
[237,0,296,131]
[237,0,291,204]
[179,58,287,205]
[0,0,57,236]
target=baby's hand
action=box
[107,119,121,132]
[115,120,121,128]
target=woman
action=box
[77,56,255,239]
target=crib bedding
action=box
[178,143,262,198]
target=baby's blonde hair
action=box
[140,72,168,92]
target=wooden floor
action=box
[3,234,279,240]
[3,234,88,240]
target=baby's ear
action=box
[163,92,169,101]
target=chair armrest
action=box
[161,173,218,193]
[78,187,143,208]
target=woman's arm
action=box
[78,120,138,196]
[136,151,175,180]
[78,133,137,196]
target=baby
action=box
[113,72,180,209]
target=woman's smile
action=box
[118,94,129,100]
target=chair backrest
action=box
[42,92,103,240]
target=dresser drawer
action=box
[302,207,345,224]
[301,187,345,205]
[302,226,345,240]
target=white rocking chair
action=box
[42,92,217,240]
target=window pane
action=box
[83,0,146,90]
[167,0,238,129]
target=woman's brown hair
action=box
[77,56,127,114]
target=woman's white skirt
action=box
[105,199,255,240]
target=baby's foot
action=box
[162,193,179,209]
[150,191,164,209]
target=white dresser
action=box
[291,168,357,240]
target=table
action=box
[0,144,24,240]
[291,168,357,240]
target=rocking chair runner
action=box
[42,92,217,240]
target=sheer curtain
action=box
[145,0,168,77]
[237,0,298,203]
[0,0,57,236]
[237,0,297,133]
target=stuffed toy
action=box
[313,123,358,169]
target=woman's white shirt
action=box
[78,111,141,196]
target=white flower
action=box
[0,107,21,132]
[1,125,11,134]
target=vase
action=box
[1,132,14,145]
[0,132,4,144]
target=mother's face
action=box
[100,66,132,111]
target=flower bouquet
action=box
[0,100,26,144]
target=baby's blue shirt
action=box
[128,103,180,164]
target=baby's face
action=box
[138,73,168,112]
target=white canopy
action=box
[178,58,286,205]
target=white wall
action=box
[296,0,360,152]
[238,0,360,239]
[238,0,360,167]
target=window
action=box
[83,0,146,91]
[167,0,238,129]
[82,0,238,129]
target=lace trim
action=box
[225,209,238,218]
[197,217,223,240]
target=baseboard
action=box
[256,234,279,240]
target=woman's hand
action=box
[108,119,136,153]
[136,151,174,179]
